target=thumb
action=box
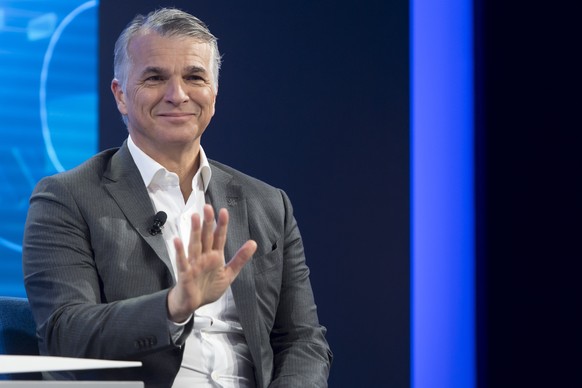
[226,240,257,278]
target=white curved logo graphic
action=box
[39,0,97,173]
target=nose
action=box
[164,78,189,105]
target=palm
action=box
[182,248,230,307]
[167,205,256,322]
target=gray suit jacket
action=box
[23,143,331,388]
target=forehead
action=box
[127,32,214,70]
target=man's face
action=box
[111,32,217,155]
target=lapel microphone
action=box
[149,211,167,236]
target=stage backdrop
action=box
[1,1,410,386]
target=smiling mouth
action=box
[158,112,195,117]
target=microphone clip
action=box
[149,211,167,236]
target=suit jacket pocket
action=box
[252,237,283,275]
[252,238,283,329]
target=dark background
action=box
[99,1,410,387]
[476,0,581,387]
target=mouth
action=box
[156,112,197,124]
[157,112,196,117]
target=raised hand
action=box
[167,204,257,323]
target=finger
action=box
[225,240,257,279]
[188,213,202,259]
[213,208,229,251]
[174,237,188,274]
[201,204,215,252]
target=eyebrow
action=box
[140,66,167,77]
[184,65,208,75]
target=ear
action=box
[111,79,128,115]
[210,91,217,118]
[207,83,217,119]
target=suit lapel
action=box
[102,142,175,282]
[103,151,263,380]
[206,163,263,382]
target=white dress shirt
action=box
[127,136,255,388]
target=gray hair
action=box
[113,8,221,92]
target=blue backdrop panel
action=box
[0,1,98,297]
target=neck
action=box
[131,137,201,200]
[161,149,200,201]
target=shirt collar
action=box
[127,135,212,192]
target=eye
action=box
[186,75,206,83]
[145,75,164,82]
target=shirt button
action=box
[211,371,220,381]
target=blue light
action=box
[411,0,475,387]
[0,0,98,297]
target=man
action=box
[23,8,331,388]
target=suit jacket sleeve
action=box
[258,190,333,387]
[22,165,189,385]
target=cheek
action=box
[128,91,157,115]
[200,88,217,113]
